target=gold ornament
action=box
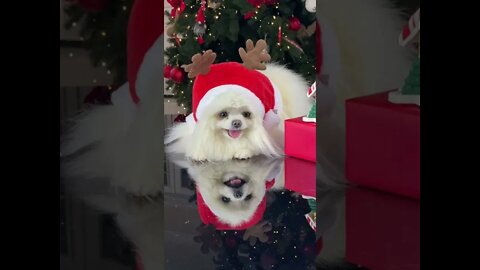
[208,0,221,9]
[166,12,181,37]
[166,25,176,37]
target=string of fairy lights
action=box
[64,2,131,90]
[66,48,112,85]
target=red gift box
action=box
[284,157,315,198]
[346,91,420,199]
[346,188,420,270]
[285,117,316,162]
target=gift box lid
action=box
[347,91,420,116]
[286,116,317,126]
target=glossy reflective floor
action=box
[60,116,419,270]
[165,156,317,270]
[60,154,419,270]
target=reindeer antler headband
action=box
[182,39,281,131]
[182,39,271,78]
[239,39,271,70]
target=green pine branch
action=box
[63,0,133,85]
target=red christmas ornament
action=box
[84,85,113,105]
[278,26,282,43]
[76,0,109,12]
[244,11,255,20]
[175,35,181,46]
[167,0,186,18]
[288,17,301,31]
[284,37,304,53]
[170,67,185,83]
[164,65,173,78]
[174,114,186,123]
[247,0,264,6]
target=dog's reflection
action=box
[182,157,283,230]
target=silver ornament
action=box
[193,23,206,36]
[208,0,222,9]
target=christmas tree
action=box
[164,0,317,112]
[63,0,133,86]
[388,6,420,105]
[303,82,316,122]
[62,0,420,110]
[401,56,420,95]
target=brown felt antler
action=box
[181,50,217,78]
[239,39,271,70]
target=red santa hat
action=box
[110,0,163,127]
[186,62,282,130]
[196,178,276,230]
[127,0,163,104]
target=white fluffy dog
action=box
[165,59,311,161]
[183,156,284,228]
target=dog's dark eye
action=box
[242,112,251,118]
[221,196,231,203]
[219,111,228,118]
[245,194,253,201]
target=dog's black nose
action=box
[233,190,243,198]
[232,120,242,129]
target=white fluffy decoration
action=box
[305,0,316,13]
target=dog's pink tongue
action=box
[228,130,241,138]
[230,179,242,186]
